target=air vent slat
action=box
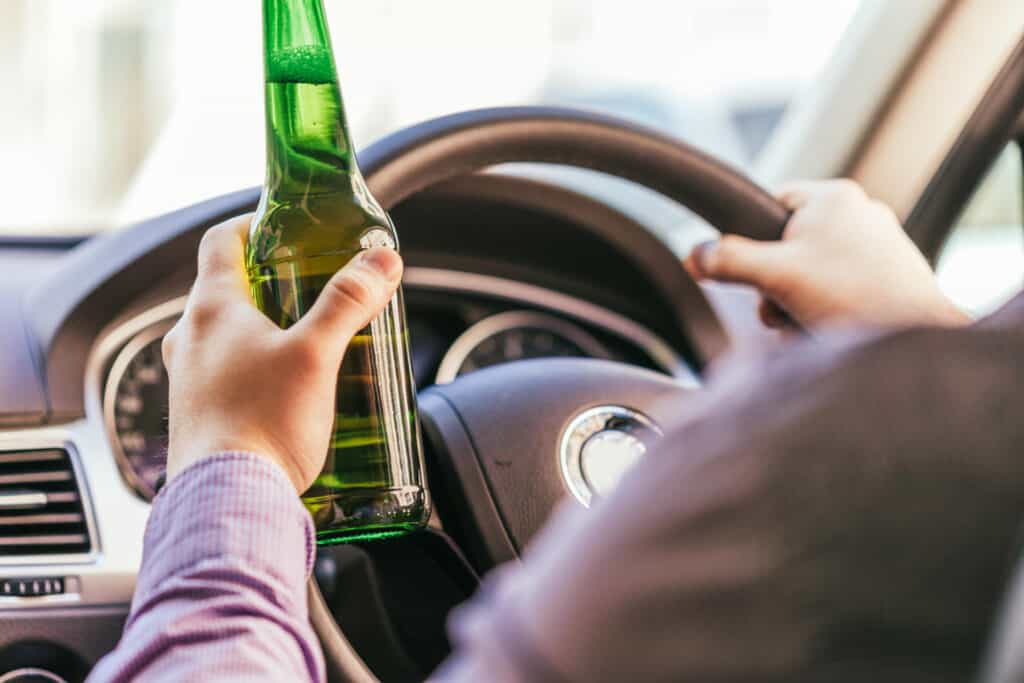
[0,449,92,557]
[43,492,79,504]
[0,534,88,546]
[0,471,73,485]
[0,513,83,526]
[0,452,64,465]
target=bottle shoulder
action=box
[248,193,396,265]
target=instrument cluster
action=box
[102,307,613,500]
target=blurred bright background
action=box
[0,0,861,235]
[2,0,1021,314]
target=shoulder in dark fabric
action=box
[439,319,1024,682]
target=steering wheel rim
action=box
[311,106,790,682]
[364,106,789,368]
[364,106,788,238]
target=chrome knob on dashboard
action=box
[559,406,662,507]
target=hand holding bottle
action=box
[684,179,970,330]
[251,0,430,543]
[162,215,403,493]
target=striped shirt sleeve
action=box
[86,452,324,682]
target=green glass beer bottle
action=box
[248,0,429,544]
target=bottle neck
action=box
[262,0,363,198]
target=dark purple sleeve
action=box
[86,452,324,682]
[434,316,1024,682]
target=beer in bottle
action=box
[248,0,429,544]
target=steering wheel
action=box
[306,107,790,682]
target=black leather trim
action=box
[419,390,518,570]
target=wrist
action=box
[139,451,317,600]
[167,432,308,493]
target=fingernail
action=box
[358,248,402,280]
[691,239,719,272]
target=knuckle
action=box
[329,270,377,316]
[196,221,242,275]
[870,199,897,221]
[186,298,221,331]
[766,266,798,298]
[711,236,742,271]
[830,178,866,202]
[833,177,863,193]
[161,327,179,365]
[197,225,223,259]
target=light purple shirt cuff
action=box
[87,452,324,682]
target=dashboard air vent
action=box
[0,449,92,557]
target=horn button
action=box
[560,406,661,507]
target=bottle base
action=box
[303,486,429,546]
[315,524,422,546]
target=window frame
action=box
[903,36,1024,264]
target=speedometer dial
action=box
[435,310,609,384]
[103,324,172,500]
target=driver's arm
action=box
[434,305,1024,682]
[87,217,404,682]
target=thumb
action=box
[685,235,792,292]
[292,247,404,345]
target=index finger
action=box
[190,214,253,305]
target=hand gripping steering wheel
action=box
[307,107,790,682]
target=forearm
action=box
[87,453,324,682]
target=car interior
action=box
[1,2,1023,681]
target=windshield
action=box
[0,0,861,235]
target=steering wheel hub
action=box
[559,405,661,507]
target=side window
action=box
[936,143,1024,316]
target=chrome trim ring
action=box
[0,668,69,683]
[559,406,661,508]
[92,298,186,503]
[435,310,610,384]
[102,320,175,501]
